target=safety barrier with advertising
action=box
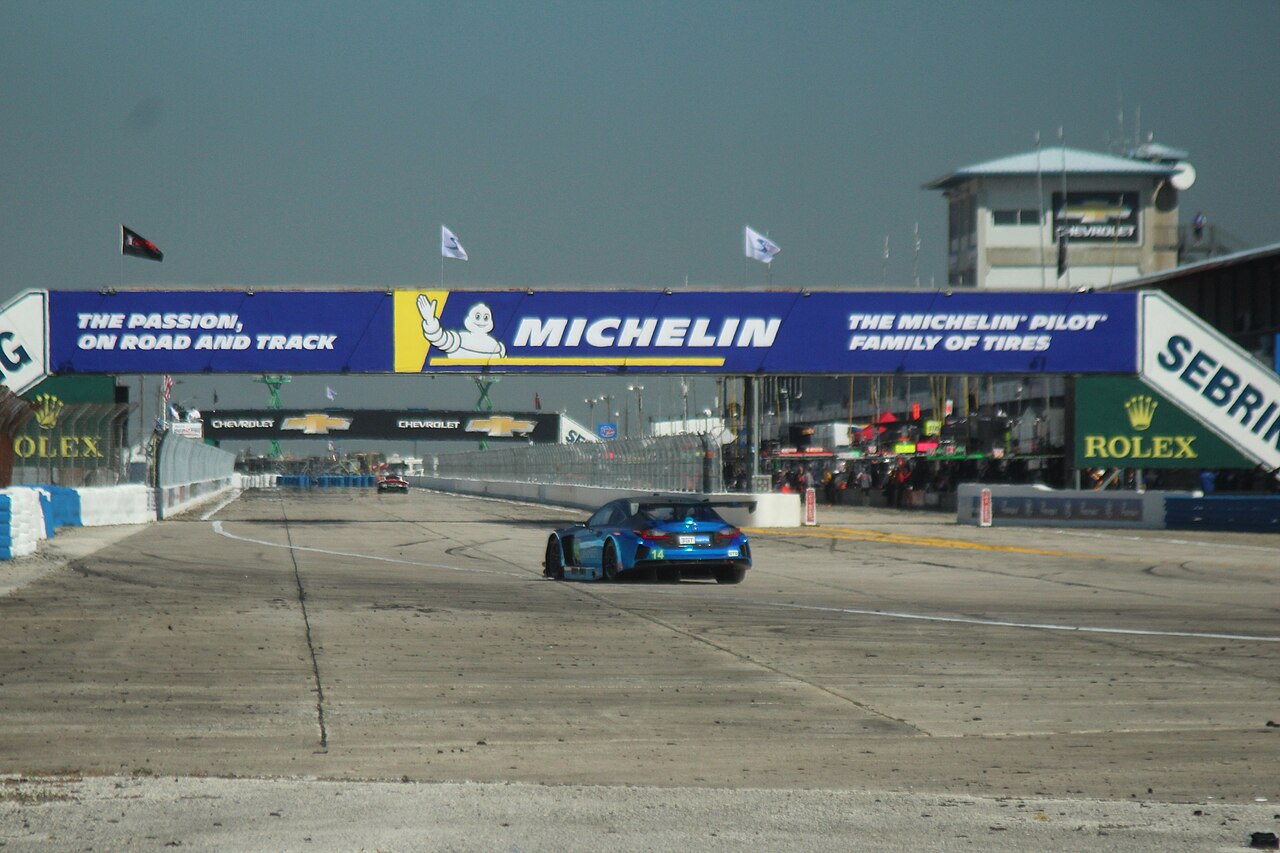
[956,483,1194,529]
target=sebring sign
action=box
[1139,292,1280,471]
[0,291,48,395]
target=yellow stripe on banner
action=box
[394,290,450,373]
[427,356,727,367]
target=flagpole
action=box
[1059,127,1070,290]
[1036,131,1046,289]
[766,229,773,287]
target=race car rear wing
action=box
[635,496,759,514]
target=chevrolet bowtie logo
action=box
[280,414,353,435]
[466,416,536,438]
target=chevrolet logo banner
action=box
[203,409,560,443]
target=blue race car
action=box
[543,495,753,584]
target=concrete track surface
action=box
[1,487,1277,851]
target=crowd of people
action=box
[725,454,1280,509]
[725,455,1020,507]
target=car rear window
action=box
[638,504,724,523]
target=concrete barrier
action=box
[408,476,802,528]
[956,483,1195,529]
[1165,495,1280,532]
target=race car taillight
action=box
[711,527,741,543]
[636,529,674,542]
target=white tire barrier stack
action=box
[235,473,279,489]
[77,484,155,527]
[0,489,48,560]
[0,474,282,561]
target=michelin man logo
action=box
[416,295,507,359]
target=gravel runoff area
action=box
[0,489,1277,852]
[2,773,1278,852]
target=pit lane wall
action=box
[956,483,1197,529]
[154,433,236,519]
[408,476,802,528]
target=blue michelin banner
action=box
[46,288,1138,375]
[49,290,393,374]
[392,288,1138,375]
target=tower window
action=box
[993,209,1042,225]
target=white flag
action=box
[744,226,781,264]
[441,225,468,260]
[325,386,336,401]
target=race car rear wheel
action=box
[714,564,747,585]
[601,541,620,582]
[544,536,565,580]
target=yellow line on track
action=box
[744,525,1107,559]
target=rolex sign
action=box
[1073,377,1251,469]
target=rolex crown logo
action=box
[1123,394,1157,431]
[34,393,64,430]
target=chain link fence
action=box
[428,433,724,493]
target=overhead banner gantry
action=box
[41,288,1138,377]
[7,286,1276,468]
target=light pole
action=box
[681,380,689,430]
[585,397,597,426]
[628,384,645,437]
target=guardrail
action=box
[154,432,237,519]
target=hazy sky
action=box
[4,1,1279,427]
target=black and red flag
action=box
[122,225,164,262]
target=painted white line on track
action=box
[1051,528,1280,555]
[211,520,1280,645]
[750,599,1280,643]
[210,521,526,578]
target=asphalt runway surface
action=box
[1,487,1277,851]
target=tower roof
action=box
[923,146,1177,190]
